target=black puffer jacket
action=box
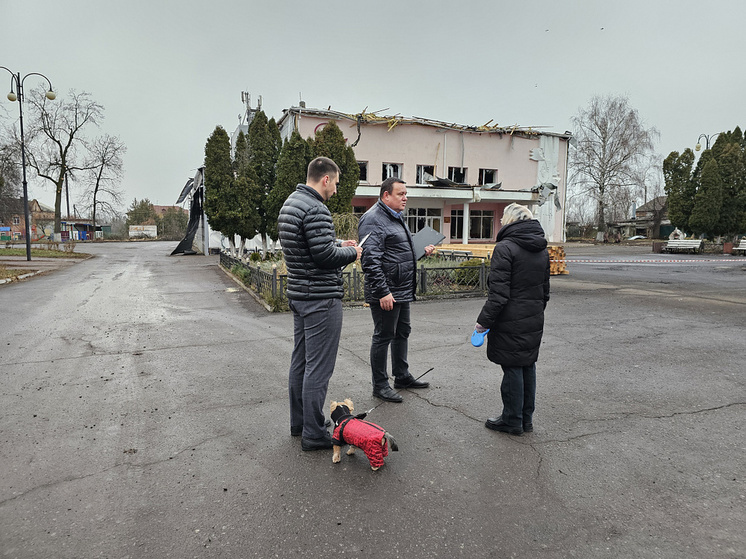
[278,184,358,300]
[358,200,416,304]
[476,219,550,366]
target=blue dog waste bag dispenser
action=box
[471,329,489,347]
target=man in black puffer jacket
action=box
[278,157,361,451]
[358,178,434,403]
[476,203,550,436]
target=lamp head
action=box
[695,143,702,152]
[45,90,56,100]
[7,91,17,102]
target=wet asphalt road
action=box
[1,241,744,558]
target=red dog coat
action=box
[332,418,389,469]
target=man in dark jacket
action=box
[278,157,362,450]
[476,203,550,435]
[358,178,433,403]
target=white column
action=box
[462,202,470,245]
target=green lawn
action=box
[0,248,89,259]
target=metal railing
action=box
[219,252,488,307]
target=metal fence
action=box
[220,253,488,306]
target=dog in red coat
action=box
[330,399,398,471]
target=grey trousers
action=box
[288,298,343,440]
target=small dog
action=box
[330,399,398,471]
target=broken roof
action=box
[278,106,573,140]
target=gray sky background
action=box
[2,0,745,211]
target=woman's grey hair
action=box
[501,203,533,226]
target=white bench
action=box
[663,239,703,254]
[732,239,746,255]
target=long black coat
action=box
[476,219,550,366]
[358,200,417,304]
[277,184,358,300]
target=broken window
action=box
[358,161,368,182]
[448,166,467,183]
[416,165,435,184]
[450,210,464,239]
[469,210,494,239]
[405,207,442,234]
[478,168,498,186]
[382,163,402,181]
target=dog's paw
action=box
[346,446,356,456]
[332,454,341,464]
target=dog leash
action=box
[363,367,435,416]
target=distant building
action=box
[0,199,55,241]
[611,196,671,239]
[153,205,188,217]
[275,106,571,243]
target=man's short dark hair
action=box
[380,177,405,198]
[307,157,340,184]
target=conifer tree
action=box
[248,111,281,252]
[232,131,263,252]
[689,158,723,237]
[310,121,359,214]
[663,149,696,232]
[266,130,310,239]
[203,126,236,250]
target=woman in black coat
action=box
[475,203,550,435]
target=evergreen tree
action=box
[248,111,280,251]
[266,130,310,239]
[689,159,723,237]
[232,131,263,247]
[125,198,157,226]
[203,126,234,244]
[663,149,696,232]
[310,120,359,214]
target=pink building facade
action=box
[277,107,571,243]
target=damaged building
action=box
[276,105,571,243]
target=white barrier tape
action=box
[552,259,746,264]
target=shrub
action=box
[453,258,485,286]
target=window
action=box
[382,163,402,180]
[448,166,467,183]
[405,208,442,234]
[12,216,20,225]
[358,161,368,182]
[450,210,464,239]
[478,168,497,185]
[469,210,494,239]
[416,165,435,184]
[353,206,367,219]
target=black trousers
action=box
[369,302,411,389]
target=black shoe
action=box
[291,418,332,437]
[485,417,523,436]
[372,386,403,403]
[301,436,333,451]
[394,375,430,389]
[523,423,533,433]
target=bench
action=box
[437,249,473,260]
[732,239,746,255]
[663,239,703,254]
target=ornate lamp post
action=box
[1,67,56,261]
[695,132,720,152]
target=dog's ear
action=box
[344,398,354,410]
[330,401,338,411]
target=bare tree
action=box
[570,95,658,231]
[23,87,103,233]
[0,138,22,224]
[79,134,126,233]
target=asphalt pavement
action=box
[1,241,744,558]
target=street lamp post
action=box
[695,132,720,152]
[1,67,55,261]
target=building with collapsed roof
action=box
[276,105,572,243]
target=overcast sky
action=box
[2,0,745,211]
